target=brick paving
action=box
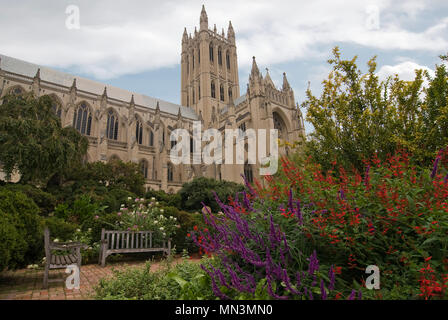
[0,257,194,300]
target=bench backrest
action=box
[101,229,166,250]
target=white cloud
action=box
[0,0,447,79]
[377,61,435,82]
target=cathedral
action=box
[0,6,305,192]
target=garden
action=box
[1,48,448,300]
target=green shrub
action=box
[44,217,77,242]
[145,189,181,208]
[95,258,214,300]
[179,177,244,213]
[0,188,43,270]
[2,183,56,216]
[162,206,205,253]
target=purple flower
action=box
[328,265,335,290]
[320,279,327,300]
[348,289,357,300]
[431,156,440,179]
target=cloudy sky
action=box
[1,0,447,132]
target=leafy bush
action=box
[162,206,206,253]
[179,177,244,213]
[248,147,448,299]
[145,189,181,208]
[95,258,214,300]
[0,188,43,270]
[1,183,56,216]
[44,217,77,242]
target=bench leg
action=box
[43,264,49,289]
[101,251,107,267]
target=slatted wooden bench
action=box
[43,228,87,288]
[99,229,171,267]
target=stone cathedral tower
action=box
[181,5,240,129]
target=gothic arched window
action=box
[211,81,216,99]
[218,47,222,66]
[106,110,119,140]
[140,160,148,179]
[220,84,225,102]
[136,118,143,145]
[167,163,174,182]
[73,103,92,136]
[226,51,230,70]
[228,87,233,100]
[149,130,154,147]
[50,96,62,119]
[209,43,214,62]
[273,112,287,139]
[244,163,253,183]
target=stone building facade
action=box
[0,6,305,192]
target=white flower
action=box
[54,238,59,243]
[169,216,173,219]
[159,227,164,231]
[159,215,164,219]
[88,228,92,232]
[163,232,166,237]
[156,202,159,206]
[127,197,132,200]
[76,229,81,232]
[154,220,158,224]
[151,197,156,201]
[160,209,164,213]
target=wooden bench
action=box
[43,228,87,288]
[99,229,171,267]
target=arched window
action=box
[140,160,148,179]
[149,130,154,147]
[50,96,62,119]
[198,85,201,100]
[10,86,25,96]
[136,118,143,145]
[228,87,233,100]
[220,84,225,102]
[198,46,201,63]
[218,47,222,66]
[209,43,214,62]
[273,112,287,139]
[106,110,119,140]
[244,163,253,183]
[211,81,216,99]
[73,103,92,136]
[167,163,174,182]
[226,51,230,70]
[187,55,189,75]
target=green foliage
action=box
[1,183,56,216]
[179,177,244,213]
[44,217,77,242]
[0,188,42,270]
[95,258,214,300]
[305,47,448,172]
[0,94,88,184]
[162,206,206,253]
[145,189,181,208]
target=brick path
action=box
[0,257,194,300]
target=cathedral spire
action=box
[227,21,235,43]
[102,86,107,98]
[182,27,188,43]
[213,24,217,34]
[264,68,274,87]
[200,5,208,31]
[250,56,260,78]
[34,68,41,81]
[282,72,290,90]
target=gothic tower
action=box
[181,5,240,128]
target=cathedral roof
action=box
[0,53,198,120]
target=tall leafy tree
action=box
[0,93,88,184]
[304,47,448,172]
